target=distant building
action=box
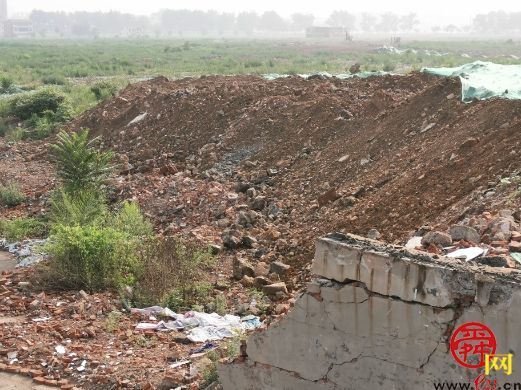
[306,26,347,39]
[3,19,34,37]
[0,0,7,22]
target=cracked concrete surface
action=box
[219,233,521,389]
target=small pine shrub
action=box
[51,130,114,195]
[110,201,153,238]
[49,189,108,228]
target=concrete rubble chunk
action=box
[262,282,288,296]
[220,233,521,389]
[449,224,481,243]
[421,230,452,247]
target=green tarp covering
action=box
[422,61,521,102]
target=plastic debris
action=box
[511,252,521,264]
[189,342,217,355]
[169,360,191,369]
[133,308,261,342]
[77,360,87,372]
[55,345,66,355]
[446,247,484,261]
[405,236,423,250]
[127,112,148,126]
[423,61,521,102]
[131,306,177,318]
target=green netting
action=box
[422,61,521,102]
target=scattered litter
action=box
[32,316,51,322]
[405,236,423,250]
[133,308,261,342]
[7,351,18,364]
[169,360,191,369]
[189,342,217,355]
[77,360,87,372]
[131,306,176,318]
[511,253,521,264]
[55,345,66,355]
[127,112,148,126]
[446,247,484,261]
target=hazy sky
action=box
[7,0,521,25]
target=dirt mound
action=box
[65,73,520,262]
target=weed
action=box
[105,310,124,332]
[90,80,120,101]
[5,127,24,142]
[110,201,153,238]
[0,183,25,207]
[134,237,216,312]
[0,218,48,241]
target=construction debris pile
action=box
[1,72,520,388]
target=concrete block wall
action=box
[220,233,521,389]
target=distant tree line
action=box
[34,9,521,37]
[472,11,521,34]
[27,9,427,38]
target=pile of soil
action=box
[70,72,521,264]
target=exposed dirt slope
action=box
[67,73,521,259]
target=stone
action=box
[240,275,255,287]
[336,196,357,208]
[510,241,521,252]
[317,188,341,207]
[241,236,257,248]
[252,196,267,211]
[210,244,222,255]
[270,261,291,276]
[449,225,481,243]
[421,231,452,247]
[366,229,382,240]
[246,188,257,198]
[262,282,288,296]
[222,229,242,249]
[233,258,255,280]
[254,276,270,288]
[254,262,270,278]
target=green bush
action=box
[8,87,68,120]
[0,183,25,207]
[49,189,108,228]
[0,75,14,93]
[110,201,153,238]
[51,130,114,195]
[134,238,216,312]
[41,74,67,86]
[90,81,119,101]
[0,218,47,241]
[45,224,141,291]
